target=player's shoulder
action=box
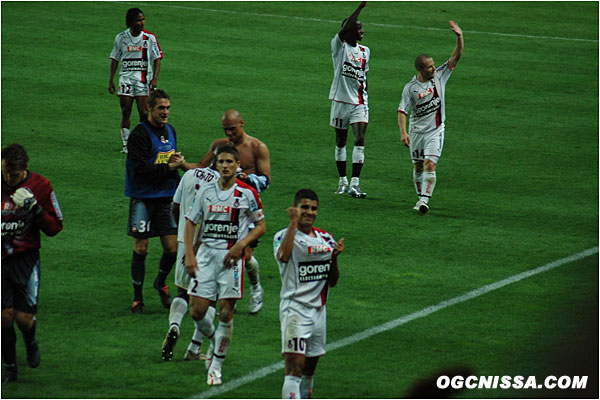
[313,226,334,239]
[274,227,288,241]
[25,171,52,194]
[235,180,260,197]
[114,29,128,40]
[143,29,159,39]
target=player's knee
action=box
[14,311,34,331]
[424,159,437,171]
[189,305,206,322]
[176,287,189,302]
[1,308,15,328]
[284,354,305,377]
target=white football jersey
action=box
[274,227,337,308]
[185,180,264,250]
[398,61,453,134]
[173,167,220,242]
[328,34,370,105]
[109,29,163,83]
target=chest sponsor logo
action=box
[308,245,331,255]
[341,61,365,81]
[415,94,441,117]
[298,260,331,282]
[1,220,25,236]
[127,45,143,52]
[122,58,148,71]
[154,149,175,165]
[417,87,434,99]
[203,220,239,240]
[210,205,231,214]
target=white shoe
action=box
[207,368,222,386]
[249,284,263,314]
[335,181,348,194]
[416,200,429,214]
[413,201,420,211]
[120,145,128,154]
[204,336,215,370]
[348,184,367,198]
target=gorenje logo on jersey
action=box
[342,62,365,81]
[203,220,239,240]
[1,220,25,236]
[415,95,441,117]
[210,205,231,214]
[298,260,331,282]
[122,58,148,71]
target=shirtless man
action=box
[184,109,271,314]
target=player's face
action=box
[1,160,27,187]
[130,13,145,35]
[222,119,244,144]
[148,98,171,127]
[355,21,364,42]
[420,58,435,80]
[216,153,239,178]
[296,198,319,228]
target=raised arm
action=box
[447,20,464,70]
[339,1,367,41]
[277,207,300,263]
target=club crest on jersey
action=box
[209,205,231,214]
[233,198,240,208]
[308,245,331,255]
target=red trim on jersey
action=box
[235,179,263,210]
[320,282,329,306]
[141,34,149,83]
[143,29,163,59]
[357,57,367,105]
[433,86,442,127]
[227,189,242,250]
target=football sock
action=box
[421,171,437,204]
[335,146,347,178]
[413,170,423,198]
[121,128,130,146]
[300,375,314,399]
[246,256,260,286]
[211,320,232,370]
[197,306,217,338]
[156,252,176,288]
[338,176,348,185]
[2,326,17,366]
[131,251,147,302]
[22,318,36,346]
[282,375,302,399]
[169,297,188,331]
[351,146,365,179]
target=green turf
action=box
[1,1,598,398]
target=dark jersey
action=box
[1,171,63,259]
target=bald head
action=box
[222,109,245,143]
[222,109,242,125]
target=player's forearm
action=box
[153,59,161,80]
[184,219,197,258]
[109,59,118,82]
[328,257,340,287]
[239,219,266,250]
[277,221,298,262]
[397,112,408,135]
[449,35,464,68]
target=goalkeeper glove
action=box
[11,188,45,219]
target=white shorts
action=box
[174,241,189,290]
[117,76,150,97]
[187,245,244,301]
[280,299,326,357]
[330,101,369,130]
[409,127,444,164]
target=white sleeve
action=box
[185,189,203,225]
[173,170,192,204]
[109,34,121,60]
[398,83,413,114]
[436,61,453,85]
[331,34,343,55]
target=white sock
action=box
[168,297,188,331]
[300,375,314,398]
[413,170,423,198]
[350,177,360,186]
[282,375,302,399]
[246,256,260,287]
[352,146,365,164]
[421,171,437,203]
[211,320,233,370]
[338,176,348,185]
[121,128,130,146]
[335,146,347,161]
[189,305,216,352]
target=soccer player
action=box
[185,109,270,315]
[161,164,220,362]
[184,144,266,386]
[108,8,163,153]
[397,20,464,214]
[1,143,63,384]
[274,189,345,399]
[329,1,370,198]
[125,89,185,313]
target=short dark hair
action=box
[215,144,239,161]
[415,54,432,71]
[1,143,29,170]
[148,89,170,108]
[294,189,319,206]
[126,8,144,28]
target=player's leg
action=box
[1,307,17,384]
[15,311,39,369]
[153,199,178,308]
[134,95,149,123]
[300,305,326,398]
[245,244,263,315]
[348,121,368,198]
[280,299,312,398]
[128,198,152,312]
[419,129,443,213]
[301,357,320,399]
[185,302,216,362]
[331,101,350,194]
[118,92,134,153]
[283,353,305,399]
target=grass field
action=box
[1,1,598,399]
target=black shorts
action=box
[1,250,41,314]
[127,197,177,239]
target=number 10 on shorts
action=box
[287,337,306,353]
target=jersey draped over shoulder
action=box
[398,61,453,134]
[110,29,163,83]
[328,34,370,106]
[273,227,337,308]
